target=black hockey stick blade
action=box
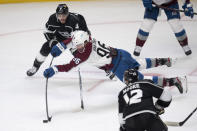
[43,116,52,123]
[165,106,197,126]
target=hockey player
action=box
[44,30,185,93]
[133,0,194,56]
[118,69,171,131]
[26,4,90,76]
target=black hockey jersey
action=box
[118,80,168,120]
[44,12,90,41]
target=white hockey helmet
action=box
[72,30,89,47]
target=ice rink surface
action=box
[0,0,197,130]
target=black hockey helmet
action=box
[124,69,138,84]
[56,4,69,15]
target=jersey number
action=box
[97,41,110,57]
[123,89,142,105]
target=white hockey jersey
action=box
[57,38,113,72]
[153,0,174,5]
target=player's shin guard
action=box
[145,58,173,68]
[176,34,192,56]
[133,19,155,56]
[133,30,149,56]
[168,19,192,55]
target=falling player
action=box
[118,69,171,131]
[133,0,194,56]
[26,4,90,76]
[43,30,185,94]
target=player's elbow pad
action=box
[158,87,172,107]
[156,99,171,108]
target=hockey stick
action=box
[43,57,54,123]
[78,68,84,109]
[165,106,197,126]
[153,3,197,15]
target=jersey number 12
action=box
[123,89,142,105]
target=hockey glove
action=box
[182,2,194,18]
[142,0,153,10]
[51,42,67,57]
[43,66,58,78]
[118,113,126,131]
[155,102,165,115]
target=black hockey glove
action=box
[105,70,115,80]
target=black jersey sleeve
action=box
[45,14,57,32]
[143,82,171,108]
[44,14,57,41]
[76,14,91,35]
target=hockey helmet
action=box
[56,4,69,15]
[123,69,138,84]
[72,31,89,47]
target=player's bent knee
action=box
[140,19,156,32]
[40,40,58,56]
[168,19,184,33]
[40,41,51,56]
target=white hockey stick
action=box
[165,106,197,126]
[78,68,84,109]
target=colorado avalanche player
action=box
[133,0,194,56]
[44,31,185,93]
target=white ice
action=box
[0,0,197,131]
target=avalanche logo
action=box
[73,58,81,64]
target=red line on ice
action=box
[0,19,196,37]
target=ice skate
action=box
[171,76,188,94]
[26,66,39,76]
[133,46,142,56]
[182,45,192,56]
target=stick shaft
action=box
[44,57,54,120]
[154,3,197,15]
[78,68,84,109]
[165,106,197,126]
[180,106,197,126]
